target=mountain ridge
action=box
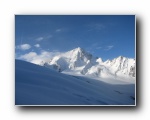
[39,47,135,80]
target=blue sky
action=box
[15,15,135,62]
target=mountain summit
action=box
[39,47,135,80]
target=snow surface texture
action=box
[39,47,135,82]
[15,59,135,105]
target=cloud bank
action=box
[18,50,61,64]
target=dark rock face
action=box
[129,65,135,77]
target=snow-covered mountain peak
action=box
[72,47,84,52]
[69,47,92,58]
[39,47,135,80]
[117,55,124,59]
[65,47,93,65]
[111,56,124,61]
[96,58,103,64]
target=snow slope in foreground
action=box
[15,60,135,105]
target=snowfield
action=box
[15,60,135,105]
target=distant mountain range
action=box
[38,47,135,80]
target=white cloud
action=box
[36,35,52,42]
[18,50,61,64]
[56,29,62,32]
[34,44,40,48]
[104,45,114,51]
[36,37,44,41]
[19,52,37,61]
[16,44,31,50]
